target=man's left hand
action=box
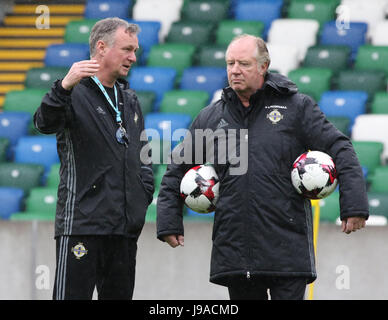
[341,217,366,234]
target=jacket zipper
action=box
[247,271,251,279]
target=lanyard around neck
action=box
[91,75,122,124]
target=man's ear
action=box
[96,40,106,56]
[260,62,269,76]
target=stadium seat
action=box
[326,116,350,137]
[44,43,89,67]
[181,0,229,24]
[319,21,368,60]
[303,45,351,73]
[135,91,156,115]
[132,0,183,41]
[3,88,47,116]
[288,67,333,101]
[197,45,227,67]
[186,208,214,220]
[318,91,368,128]
[14,136,59,177]
[339,0,386,39]
[355,45,388,77]
[287,0,336,27]
[318,191,340,223]
[179,67,228,98]
[266,43,300,75]
[128,66,177,111]
[160,90,209,119]
[268,19,319,62]
[234,0,283,37]
[368,192,388,219]
[126,19,161,62]
[145,112,192,150]
[0,187,24,219]
[64,19,98,43]
[352,114,388,161]
[371,20,388,46]
[352,141,384,176]
[211,89,223,103]
[24,187,57,214]
[0,163,44,193]
[46,163,60,188]
[216,20,264,46]
[84,0,132,19]
[335,70,386,98]
[371,92,388,114]
[166,21,213,46]
[0,138,9,162]
[147,43,196,77]
[24,67,68,89]
[369,166,388,193]
[0,112,31,147]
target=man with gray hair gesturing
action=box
[156,34,368,300]
[34,17,154,300]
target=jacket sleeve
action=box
[299,94,369,221]
[33,79,72,134]
[156,113,205,241]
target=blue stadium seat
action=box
[144,112,192,149]
[44,43,89,67]
[319,21,368,60]
[14,136,59,178]
[180,67,228,99]
[319,91,368,129]
[84,0,132,19]
[0,187,24,219]
[0,112,31,156]
[126,19,161,63]
[234,0,283,37]
[128,66,177,111]
[186,208,215,220]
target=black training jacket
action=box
[157,72,369,286]
[34,77,154,239]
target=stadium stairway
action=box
[0,0,86,108]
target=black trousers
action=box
[53,235,137,300]
[228,276,307,300]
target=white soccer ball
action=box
[291,151,338,199]
[180,164,219,213]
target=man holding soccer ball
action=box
[157,34,368,300]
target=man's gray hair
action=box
[226,34,271,69]
[89,17,140,57]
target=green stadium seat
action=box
[182,0,229,24]
[197,44,227,67]
[369,166,388,193]
[336,70,386,98]
[25,67,68,89]
[368,192,388,218]
[10,210,55,221]
[147,43,196,77]
[166,21,214,46]
[136,91,156,115]
[46,163,60,188]
[318,191,340,223]
[216,20,264,46]
[352,141,384,176]
[287,0,336,27]
[0,138,9,162]
[64,19,98,43]
[288,67,333,101]
[3,88,47,116]
[371,92,388,114]
[303,45,350,73]
[326,116,350,137]
[24,186,57,214]
[355,45,388,77]
[0,163,44,194]
[160,90,209,119]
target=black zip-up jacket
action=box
[34,77,154,239]
[157,72,369,286]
